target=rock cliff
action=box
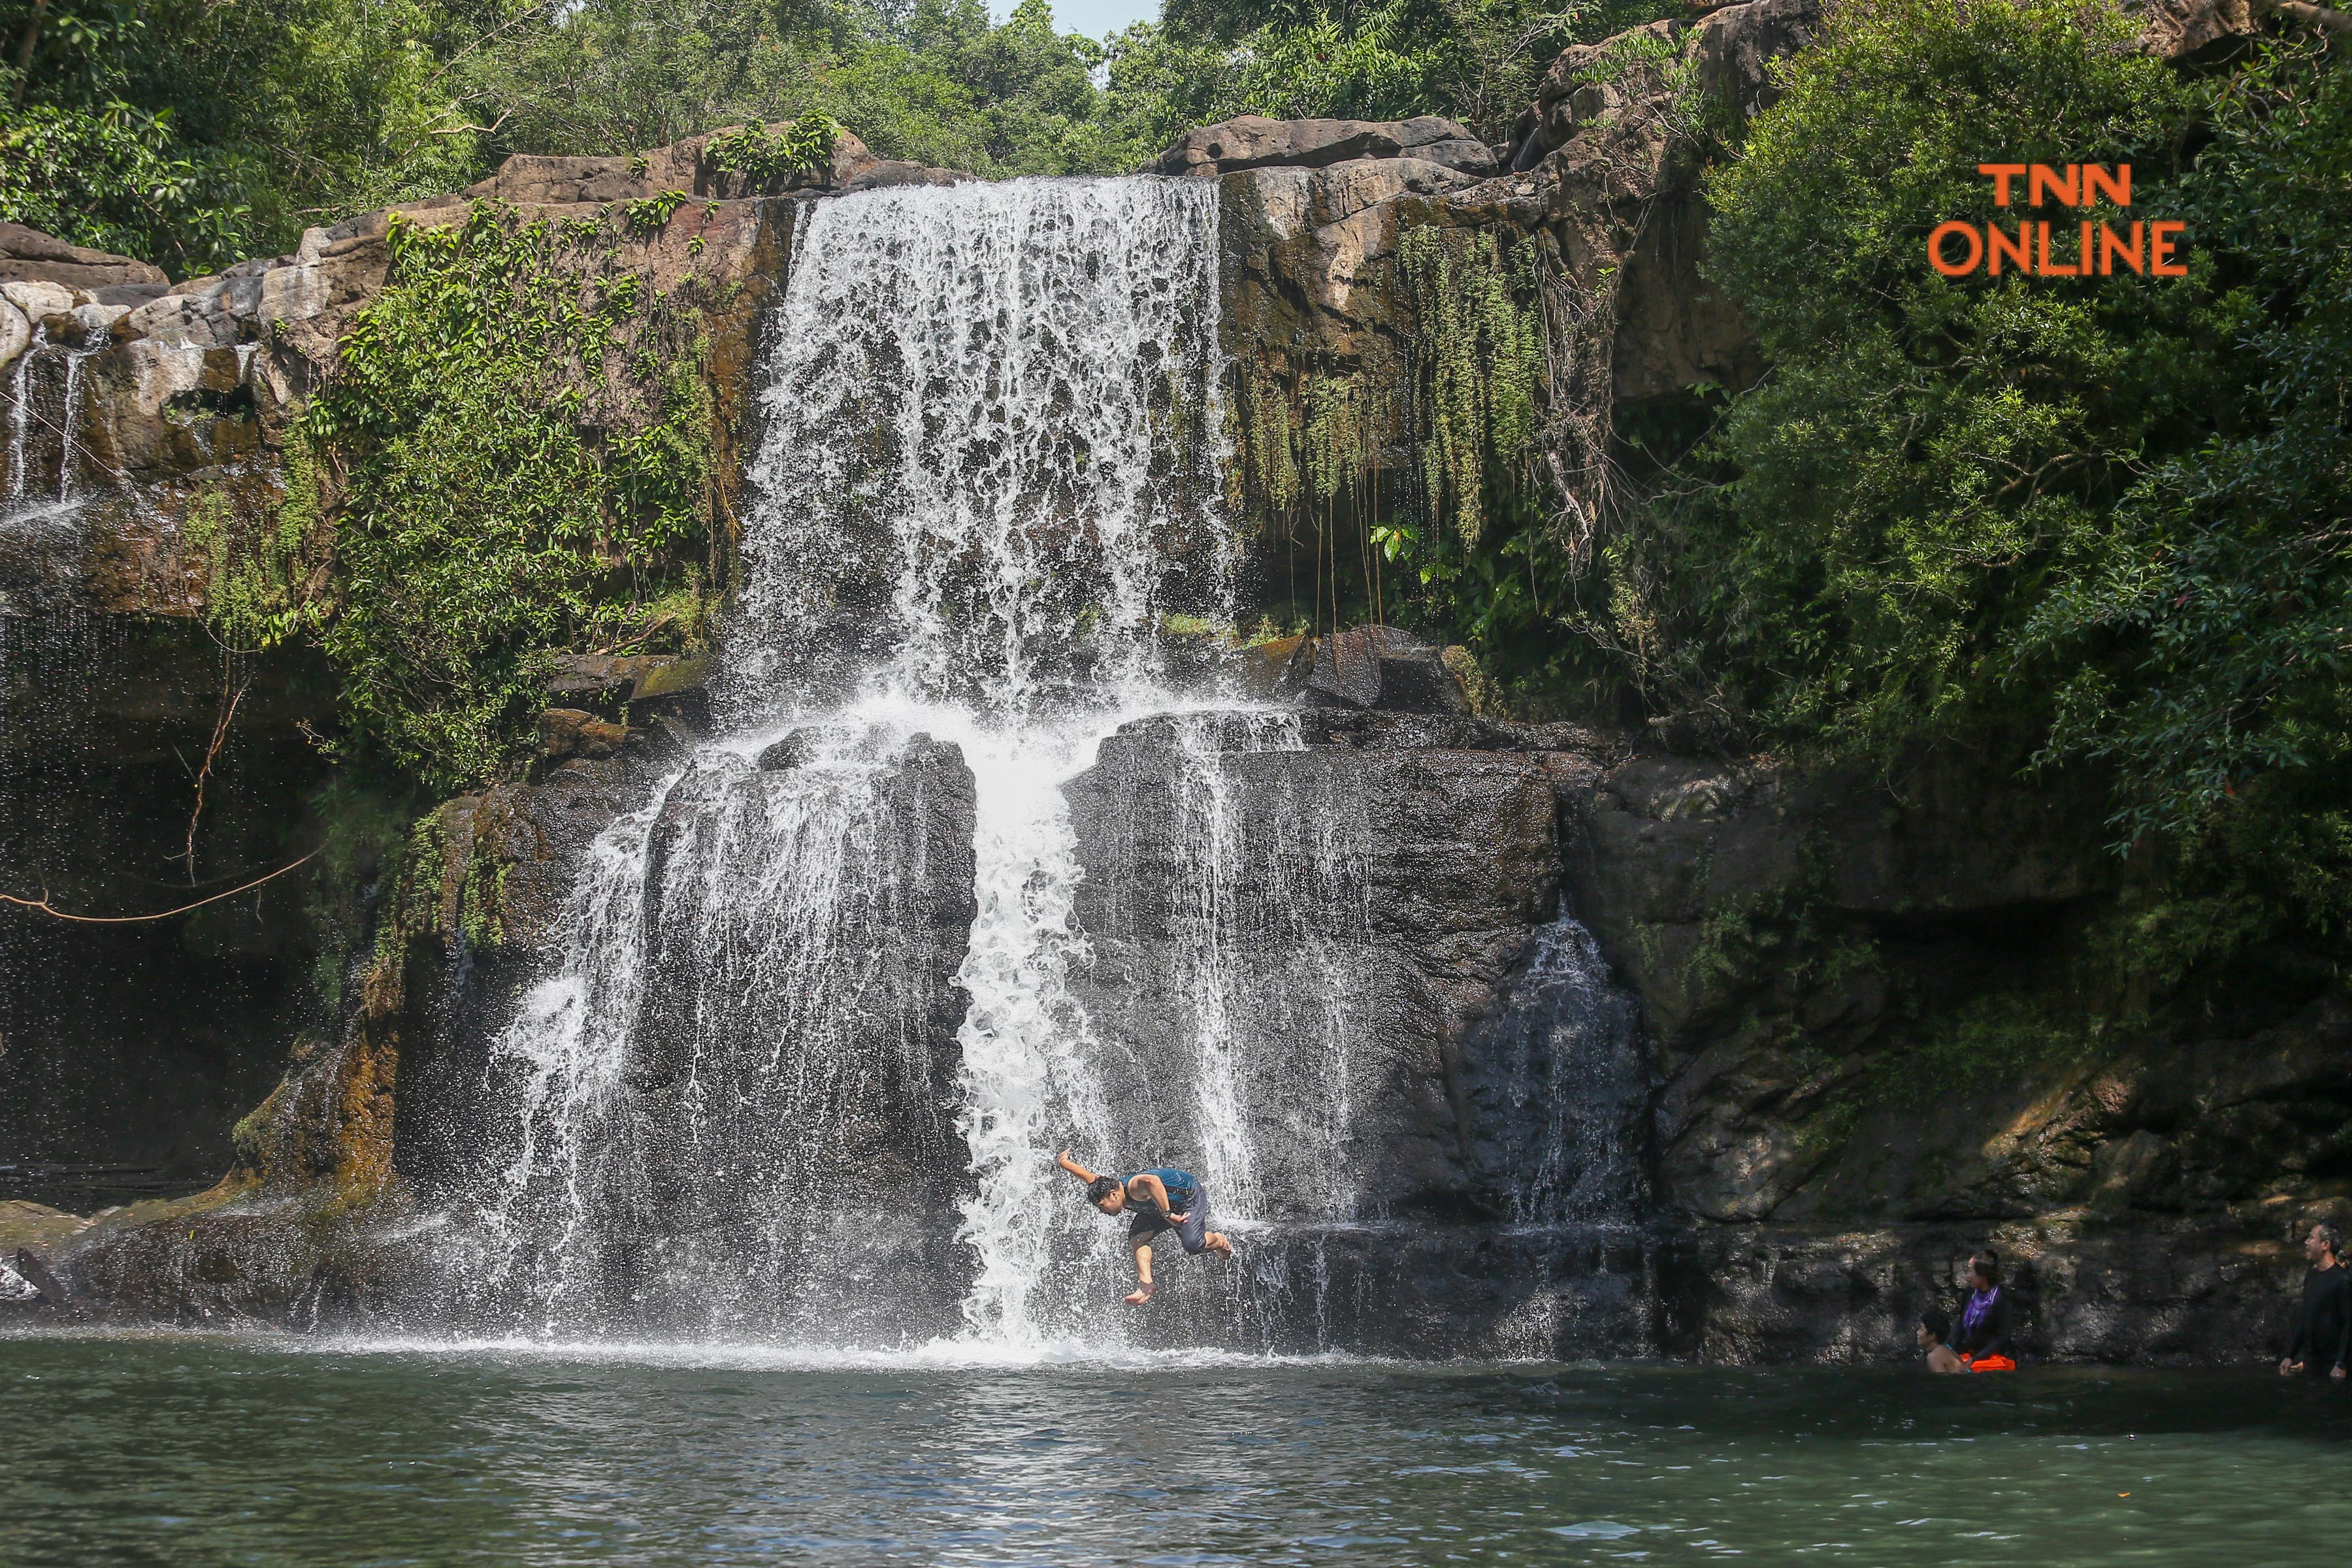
[5,3,2345,1366]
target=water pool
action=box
[5,1333,2348,1565]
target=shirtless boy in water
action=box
[1056,1148,1233,1303]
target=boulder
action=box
[538,707,632,760]
[627,654,713,730]
[1296,625,1471,713]
[545,653,668,706]
[0,299,26,372]
[2131,0,2257,57]
[1689,0,1823,120]
[0,278,75,329]
[1156,114,1496,178]
[10,1245,67,1302]
[753,725,860,771]
[0,223,167,293]
[1508,16,1687,170]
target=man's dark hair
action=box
[2316,1223,2344,1258]
[1970,1249,2001,1285]
[1921,1310,1952,1344]
[1086,1175,1121,1203]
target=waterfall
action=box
[54,350,85,504]
[445,173,1650,1352]
[469,728,976,1339]
[2,333,95,517]
[1464,915,1649,1226]
[460,178,1234,1343]
[5,329,41,511]
[727,178,1229,723]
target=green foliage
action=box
[702,111,836,176]
[1561,22,1673,86]
[185,453,327,651]
[1616,0,2208,761]
[453,0,1147,180]
[1115,0,1681,147]
[0,102,257,274]
[1540,1,2352,1002]
[1237,220,1594,709]
[1,0,481,272]
[1618,0,2349,864]
[1854,993,2097,1117]
[293,200,715,789]
[623,188,692,230]
[2,0,1680,271]
[299,772,420,1020]
[2017,38,2352,847]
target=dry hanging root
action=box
[0,847,322,924]
[184,668,250,881]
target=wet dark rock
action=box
[1456,920,1650,1224]
[59,1185,429,1326]
[755,730,816,771]
[539,731,979,1337]
[1066,713,1574,1219]
[0,619,334,1188]
[11,1244,67,1302]
[1295,625,1470,713]
[626,655,713,729]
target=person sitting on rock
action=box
[2278,1221,2349,1381]
[1954,1249,2017,1371]
[1917,1309,1968,1374]
[1056,1148,1232,1304]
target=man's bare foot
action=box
[1206,1232,1233,1260]
[1124,1282,1156,1305]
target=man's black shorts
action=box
[1129,1188,1210,1254]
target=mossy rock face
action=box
[0,1201,90,1253]
[630,655,711,702]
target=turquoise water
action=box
[5,1333,2349,1565]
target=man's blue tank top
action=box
[1128,1168,1198,1214]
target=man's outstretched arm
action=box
[1056,1148,1100,1185]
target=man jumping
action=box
[1056,1148,1233,1303]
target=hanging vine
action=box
[1396,223,1546,551]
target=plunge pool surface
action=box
[5,1331,2349,1565]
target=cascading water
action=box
[1066,711,1380,1228]
[3,332,32,510]
[457,178,1237,1344]
[1462,914,1649,1226]
[3,328,97,529]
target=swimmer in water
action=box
[1056,1147,1233,1303]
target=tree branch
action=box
[2259,0,2352,35]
